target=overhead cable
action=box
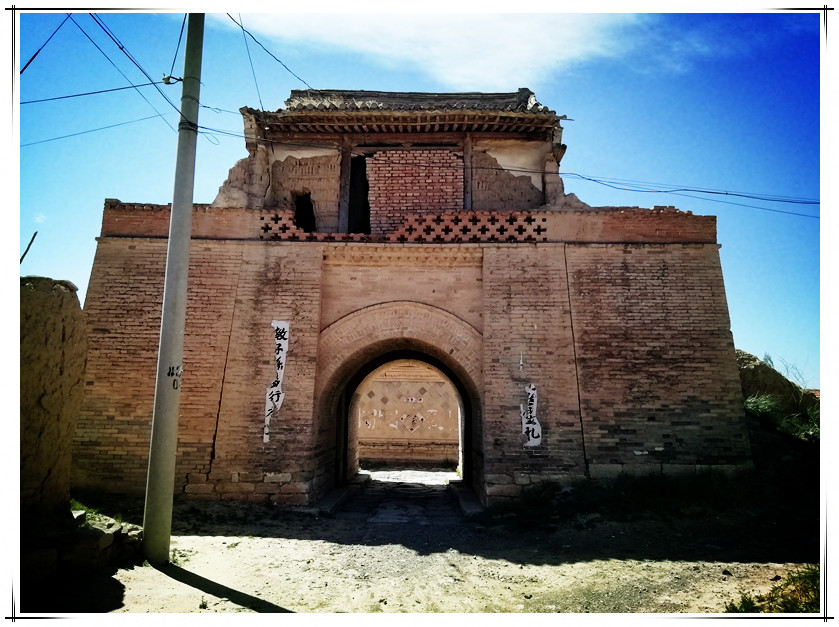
[88,13,182,117]
[225,14,313,89]
[21,81,163,104]
[20,13,70,74]
[562,172,819,205]
[68,15,176,133]
[168,14,187,78]
[237,14,265,111]
[21,114,166,147]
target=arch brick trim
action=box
[316,301,483,402]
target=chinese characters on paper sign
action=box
[264,321,289,443]
[521,383,542,447]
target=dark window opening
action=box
[293,192,316,233]
[348,156,371,234]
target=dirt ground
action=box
[22,465,821,616]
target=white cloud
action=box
[217,13,644,91]
[212,12,815,91]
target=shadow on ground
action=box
[72,424,819,567]
[19,568,126,613]
[153,563,293,612]
[32,417,817,613]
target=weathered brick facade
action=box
[73,89,751,507]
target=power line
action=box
[88,13,181,117]
[225,14,313,90]
[561,172,819,218]
[68,15,176,133]
[168,14,187,78]
[667,191,819,219]
[562,172,819,205]
[20,13,70,74]
[21,114,166,147]
[200,105,242,116]
[21,81,163,104]
[237,13,264,111]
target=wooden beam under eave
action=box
[338,138,351,233]
[463,133,473,211]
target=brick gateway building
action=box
[72,89,751,506]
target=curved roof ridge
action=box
[282,87,556,115]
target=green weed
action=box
[745,393,819,441]
[725,564,820,613]
[69,498,99,517]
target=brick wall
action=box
[480,245,587,501]
[367,150,464,234]
[74,239,325,505]
[73,239,166,493]
[189,243,324,505]
[76,203,749,507]
[313,298,485,490]
[320,245,484,332]
[101,203,716,246]
[566,243,750,476]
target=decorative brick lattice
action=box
[390,212,548,243]
[257,212,368,242]
[258,211,549,243]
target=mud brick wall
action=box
[268,154,341,231]
[566,243,750,476]
[480,245,587,501]
[21,278,87,521]
[367,150,464,234]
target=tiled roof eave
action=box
[251,109,561,135]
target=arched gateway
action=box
[314,302,483,492]
[73,88,752,510]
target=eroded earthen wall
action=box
[268,154,341,231]
[472,151,544,210]
[21,278,87,520]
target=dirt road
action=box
[25,469,818,615]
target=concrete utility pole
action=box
[142,13,204,564]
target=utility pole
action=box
[142,13,204,564]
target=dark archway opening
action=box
[335,350,474,489]
[293,191,316,233]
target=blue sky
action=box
[15,8,824,388]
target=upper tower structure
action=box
[213,88,582,234]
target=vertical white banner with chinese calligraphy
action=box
[521,383,542,447]
[264,320,289,443]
